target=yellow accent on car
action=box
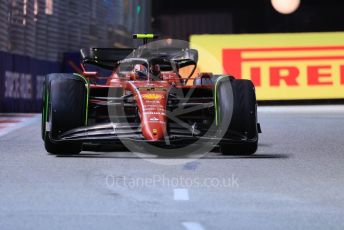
[152,129,158,135]
[142,93,163,100]
[134,34,155,39]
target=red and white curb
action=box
[0,114,40,138]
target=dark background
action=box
[152,0,344,40]
[1,0,344,112]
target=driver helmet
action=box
[133,64,148,79]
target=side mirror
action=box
[81,63,97,77]
[178,64,196,79]
[175,59,197,81]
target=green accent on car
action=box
[73,73,89,126]
[214,76,229,126]
[134,34,155,39]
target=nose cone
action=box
[139,92,167,141]
[127,81,170,142]
[142,121,166,141]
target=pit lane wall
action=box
[0,51,60,112]
[190,32,344,100]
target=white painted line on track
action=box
[173,188,189,201]
[182,222,205,230]
[0,114,40,138]
[258,105,344,114]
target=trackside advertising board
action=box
[190,32,344,100]
[0,51,60,112]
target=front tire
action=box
[216,77,258,155]
[45,136,82,155]
[42,73,86,155]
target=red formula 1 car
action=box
[41,34,261,155]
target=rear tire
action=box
[42,73,86,155]
[216,77,258,155]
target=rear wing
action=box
[139,47,198,63]
[80,48,134,70]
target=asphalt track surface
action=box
[0,106,344,230]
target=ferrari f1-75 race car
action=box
[41,34,261,155]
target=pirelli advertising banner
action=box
[190,32,344,100]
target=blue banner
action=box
[0,51,60,113]
[0,51,114,112]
